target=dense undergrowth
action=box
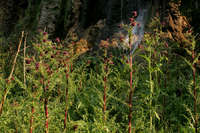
[0,17,200,133]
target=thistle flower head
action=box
[35,62,40,70]
[132,11,137,17]
[43,32,48,36]
[55,37,60,43]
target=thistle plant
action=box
[180,33,200,133]
[119,11,139,133]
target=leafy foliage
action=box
[0,18,199,133]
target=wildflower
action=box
[55,37,60,43]
[43,39,47,43]
[129,18,134,22]
[132,11,137,17]
[43,32,48,36]
[63,51,69,56]
[131,22,136,26]
[47,67,52,75]
[188,29,192,33]
[35,62,40,70]
[25,58,31,64]
[52,46,56,50]
[11,76,14,81]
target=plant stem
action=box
[0,31,24,116]
[30,100,34,133]
[149,44,153,132]
[64,64,70,130]
[128,34,133,133]
[192,50,197,133]
[24,33,27,89]
[44,83,48,133]
[64,87,69,129]
[103,65,107,121]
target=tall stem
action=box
[30,99,34,133]
[103,65,107,121]
[64,64,69,130]
[128,34,133,133]
[192,50,197,133]
[0,31,24,116]
[44,82,48,133]
[149,43,153,132]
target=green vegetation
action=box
[0,17,199,133]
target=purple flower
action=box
[43,32,48,36]
[131,22,136,26]
[52,46,56,50]
[129,18,134,22]
[25,59,31,64]
[132,11,137,17]
[43,39,47,43]
[35,62,40,70]
[55,37,60,43]
[63,51,69,56]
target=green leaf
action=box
[193,53,200,64]
[184,48,192,56]
[180,56,194,71]
[154,111,160,121]
[139,55,150,63]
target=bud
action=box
[43,32,48,36]
[35,62,40,70]
[25,59,31,64]
[132,11,137,17]
[63,51,69,56]
[43,39,47,43]
[55,37,60,43]
[131,22,136,26]
[129,18,134,22]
